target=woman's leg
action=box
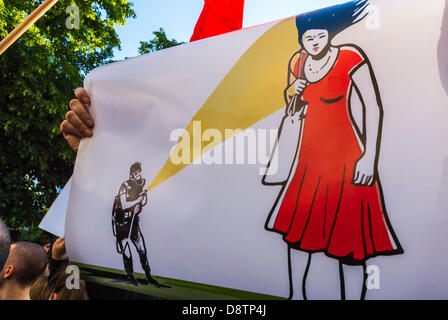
[339,261,346,300]
[287,246,312,300]
[361,263,368,300]
[301,253,312,300]
[340,262,367,300]
[289,248,343,299]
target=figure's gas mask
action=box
[130,170,143,187]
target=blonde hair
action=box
[30,277,52,300]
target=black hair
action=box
[296,0,369,47]
[130,162,142,175]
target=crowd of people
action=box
[0,218,89,300]
[0,87,94,300]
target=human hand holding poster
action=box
[65,0,448,299]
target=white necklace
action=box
[304,47,339,83]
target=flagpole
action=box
[0,0,59,56]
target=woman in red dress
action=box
[264,1,403,300]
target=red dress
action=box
[272,48,402,265]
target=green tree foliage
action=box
[0,0,135,230]
[138,27,184,55]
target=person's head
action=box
[129,162,142,181]
[48,270,88,300]
[0,219,10,272]
[301,29,330,57]
[39,238,51,253]
[296,0,369,56]
[30,277,52,300]
[0,242,48,290]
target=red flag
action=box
[190,0,245,42]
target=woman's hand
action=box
[294,79,308,95]
[352,154,375,186]
[60,88,94,153]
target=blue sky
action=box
[113,0,348,60]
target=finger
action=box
[294,80,305,87]
[66,110,93,137]
[353,173,363,185]
[360,174,368,186]
[60,119,83,138]
[69,99,94,128]
[60,120,82,152]
[74,87,90,105]
[54,238,65,249]
[366,175,374,186]
[63,134,81,153]
[357,174,366,185]
[362,175,371,186]
[352,170,360,183]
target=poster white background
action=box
[66,0,448,299]
[39,178,71,238]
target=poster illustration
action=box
[262,1,403,300]
[65,0,448,299]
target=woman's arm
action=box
[284,66,298,106]
[351,62,383,186]
[284,51,303,106]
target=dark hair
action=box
[8,242,48,287]
[0,218,10,272]
[130,162,142,175]
[48,270,89,300]
[39,238,51,247]
[296,0,369,47]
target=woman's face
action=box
[302,29,329,56]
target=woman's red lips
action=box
[313,47,319,52]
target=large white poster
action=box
[65,0,448,299]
